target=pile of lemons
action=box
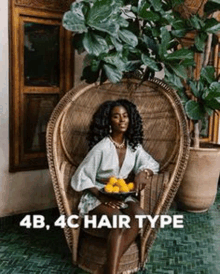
[104,177,134,193]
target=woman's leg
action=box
[89,201,146,274]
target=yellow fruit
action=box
[108,176,118,185]
[117,178,126,187]
[120,185,129,193]
[105,184,113,193]
[112,186,120,193]
[127,182,134,191]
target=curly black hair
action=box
[87,99,143,150]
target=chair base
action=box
[78,232,140,274]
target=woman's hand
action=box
[98,193,125,209]
[134,169,154,193]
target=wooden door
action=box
[9,0,73,171]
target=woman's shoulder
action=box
[90,137,111,152]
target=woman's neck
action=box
[110,133,125,144]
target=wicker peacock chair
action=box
[46,78,190,274]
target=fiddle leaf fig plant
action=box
[62,0,220,147]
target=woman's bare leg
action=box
[89,201,146,274]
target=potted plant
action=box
[62,0,220,211]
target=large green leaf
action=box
[142,35,158,54]
[110,37,123,51]
[195,32,207,52]
[204,18,220,34]
[82,32,109,56]
[200,66,215,84]
[203,82,220,101]
[86,0,120,36]
[140,10,160,21]
[149,0,162,11]
[189,80,200,98]
[124,60,142,71]
[63,3,87,33]
[119,29,138,47]
[164,67,184,91]
[185,100,205,120]
[141,54,160,71]
[171,29,187,38]
[103,53,126,71]
[138,0,151,18]
[189,15,203,30]
[159,27,171,57]
[168,63,187,79]
[165,48,194,60]
[103,64,122,83]
[204,98,220,110]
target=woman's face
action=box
[110,105,129,134]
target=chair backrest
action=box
[46,78,190,251]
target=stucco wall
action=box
[0,1,57,218]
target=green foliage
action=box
[62,0,220,123]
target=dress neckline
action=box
[108,137,128,175]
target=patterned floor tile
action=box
[0,189,219,274]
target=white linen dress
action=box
[71,137,159,216]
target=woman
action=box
[71,99,159,274]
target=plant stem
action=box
[193,121,200,148]
[203,33,213,67]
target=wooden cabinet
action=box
[9,0,73,171]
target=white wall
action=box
[0,0,56,218]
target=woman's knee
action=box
[126,202,146,216]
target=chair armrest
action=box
[140,172,170,214]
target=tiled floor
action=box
[0,188,220,274]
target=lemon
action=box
[108,176,118,185]
[112,186,120,193]
[117,178,126,187]
[127,182,134,191]
[120,185,129,193]
[105,184,113,193]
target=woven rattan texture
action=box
[46,78,190,274]
[60,81,179,171]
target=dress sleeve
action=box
[133,145,160,175]
[70,146,102,192]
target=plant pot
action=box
[176,144,220,212]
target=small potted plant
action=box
[62,0,220,211]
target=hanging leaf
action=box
[195,32,207,52]
[86,0,120,36]
[138,0,151,18]
[159,27,171,57]
[165,48,194,60]
[164,68,184,91]
[141,54,160,71]
[149,0,162,11]
[110,37,123,52]
[204,18,220,34]
[185,100,205,120]
[103,64,123,83]
[200,66,215,84]
[103,53,126,71]
[119,29,138,47]
[189,80,200,98]
[82,32,109,56]
[63,7,87,33]
[168,63,187,79]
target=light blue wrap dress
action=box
[71,137,159,216]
